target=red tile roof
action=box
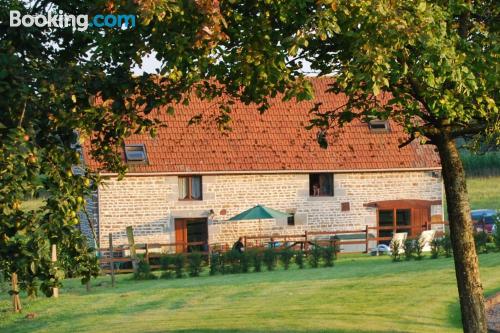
[83,77,440,174]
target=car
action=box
[471,209,498,234]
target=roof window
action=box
[368,119,390,132]
[124,144,148,163]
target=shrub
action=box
[295,250,305,269]
[224,250,241,274]
[414,238,425,261]
[391,240,402,262]
[403,239,415,261]
[322,246,336,267]
[494,217,500,251]
[279,248,294,270]
[442,235,452,258]
[253,251,263,272]
[159,255,174,279]
[174,254,185,278]
[159,255,171,270]
[134,259,156,280]
[263,248,277,271]
[219,251,229,274]
[430,239,441,259]
[209,252,220,275]
[0,270,7,292]
[188,252,203,277]
[240,251,251,273]
[309,244,322,268]
[474,231,489,254]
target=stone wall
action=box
[93,170,443,249]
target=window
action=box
[309,173,334,196]
[378,208,414,245]
[124,144,147,163]
[178,176,202,200]
[287,214,295,226]
[368,119,390,132]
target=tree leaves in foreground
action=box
[1,1,498,331]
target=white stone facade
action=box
[86,170,443,249]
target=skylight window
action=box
[368,119,390,132]
[124,144,148,163]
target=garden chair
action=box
[369,232,407,255]
[418,229,436,252]
[390,232,408,254]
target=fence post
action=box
[304,231,308,252]
[51,244,59,298]
[243,236,247,248]
[126,226,138,273]
[11,272,21,312]
[145,243,150,264]
[109,233,115,287]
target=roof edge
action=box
[96,167,442,177]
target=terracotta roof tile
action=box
[83,77,440,173]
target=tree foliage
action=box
[1,1,497,329]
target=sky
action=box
[132,53,319,76]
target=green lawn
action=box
[467,177,500,210]
[1,253,499,333]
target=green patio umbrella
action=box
[228,204,291,221]
[228,205,291,242]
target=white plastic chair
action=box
[419,230,436,252]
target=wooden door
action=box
[412,207,431,235]
[175,219,187,253]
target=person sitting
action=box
[313,183,321,196]
[232,237,244,253]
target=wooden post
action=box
[243,236,247,248]
[365,225,369,253]
[145,243,150,264]
[51,244,59,298]
[109,233,115,288]
[304,231,308,252]
[11,272,21,312]
[126,226,138,273]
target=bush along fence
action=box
[102,245,342,282]
[391,229,499,263]
[97,228,342,283]
[99,220,500,285]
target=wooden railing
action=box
[97,240,212,275]
[98,221,447,277]
[243,221,447,255]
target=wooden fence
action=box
[243,221,447,255]
[98,221,447,277]
[98,240,215,275]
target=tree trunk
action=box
[436,135,487,333]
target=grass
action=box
[1,253,499,333]
[467,177,500,210]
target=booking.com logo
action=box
[10,10,136,31]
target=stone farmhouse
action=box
[81,78,444,251]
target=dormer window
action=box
[124,144,148,163]
[369,119,390,132]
